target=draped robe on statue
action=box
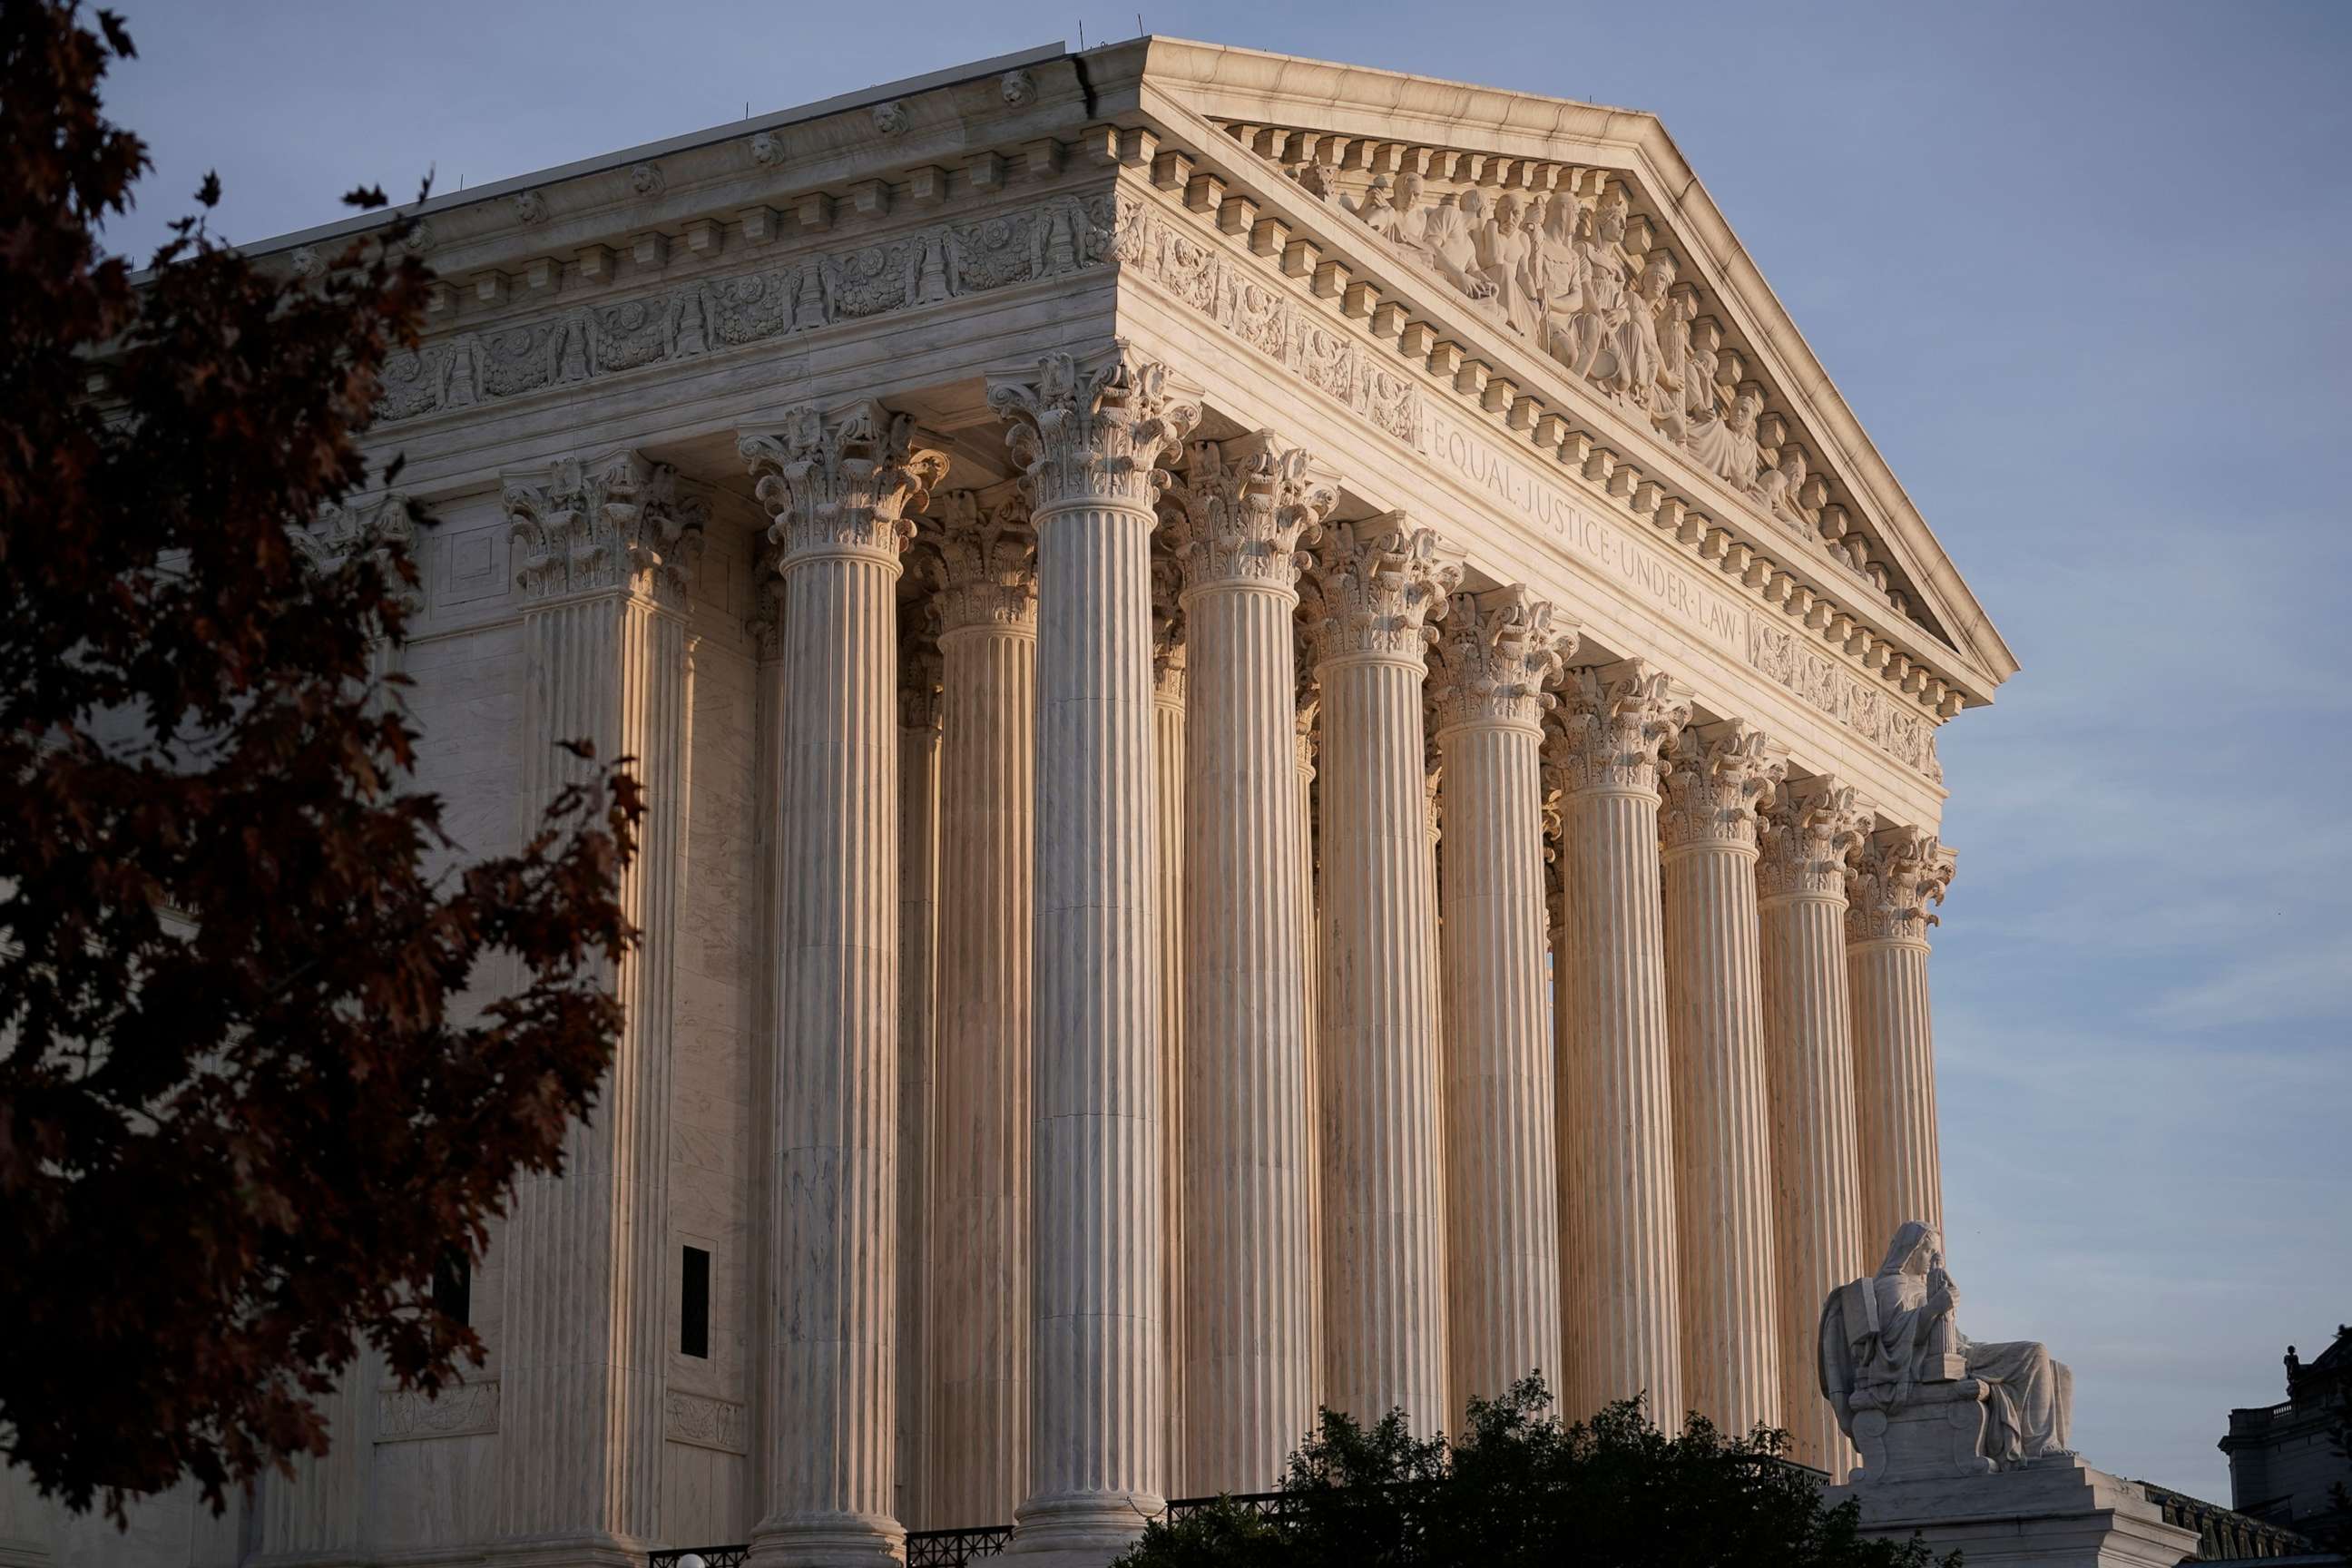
[1820,1221,2075,1466]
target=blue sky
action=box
[103,0,2349,1504]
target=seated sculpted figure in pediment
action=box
[1819,1221,2076,1483]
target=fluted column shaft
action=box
[1151,631,1187,1501]
[927,500,1038,1530]
[1167,436,1328,1494]
[1660,725,1783,1440]
[895,649,940,1532]
[1759,778,1870,1477]
[1293,688,1324,1423]
[1432,589,1569,1411]
[496,454,699,1554]
[1550,661,1687,1426]
[1305,518,1457,1434]
[1847,828,1956,1257]
[741,405,946,1566]
[989,349,1196,1563]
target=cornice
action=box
[1096,37,2014,699]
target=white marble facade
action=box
[12,35,2021,1568]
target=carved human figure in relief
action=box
[1348,173,1406,243]
[1820,1221,2076,1470]
[1564,193,1634,384]
[1387,172,1431,260]
[1604,250,1676,407]
[1530,193,1589,362]
[1684,382,1766,492]
[1424,190,1499,313]
[1755,444,1815,526]
[1477,192,1541,338]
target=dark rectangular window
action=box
[432,1250,471,1326]
[681,1246,710,1359]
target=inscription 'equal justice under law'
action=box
[1418,405,1748,655]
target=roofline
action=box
[222,40,1070,261]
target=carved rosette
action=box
[1543,660,1690,799]
[1756,776,1872,902]
[1301,515,1461,668]
[926,490,1038,633]
[1845,828,1957,946]
[505,450,706,610]
[1163,435,1334,594]
[1660,721,1785,853]
[738,400,947,571]
[1428,586,1575,735]
[985,346,1200,514]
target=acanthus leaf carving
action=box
[739,400,947,569]
[1162,434,1334,593]
[1428,584,1575,734]
[505,450,705,609]
[1660,720,1784,851]
[925,488,1038,632]
[1299,514,1460,667]
[1757,774,1874,902]
[985,346,1200,514]
[1845,825,1957,946]
[1544,658,1690,798]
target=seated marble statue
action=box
[1819,1221,2075,1470]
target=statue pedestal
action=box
[1850,1375,1994,1483]
[1828,1457,2200,1568]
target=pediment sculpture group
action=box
[1315,164,1850,564]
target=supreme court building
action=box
[8,34,2021,1568]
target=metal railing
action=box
[646,1548,749,1568]
[905,1523,1014,1565]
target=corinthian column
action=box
[1430,587,1572,1412]
[1846,827,1957,1253]
[496,451,702,1560]
[923,492,1039,1529]
[1302,518,1459,1435]
[1660,722,1785,1440]
[986,348,1198,1563]
[1150,554,1188,1500]
[1163,435,1332,1493]
[897,626,941,1533]
[1758,775,1872,1477]
[1547,661,1689,1426]
[740,403,946,1567]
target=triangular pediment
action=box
[1107,39,2015,699]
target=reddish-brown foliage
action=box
[0,1,640,1520]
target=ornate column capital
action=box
[1302,514,1461,669]
[1661,720,1785,853]
[1757,775,1872,901]
[985,344,1200,513]
[1543,659,1690,799]
[1151,541,1188,706]
[1162,434,1334,594]
[898,615,944,734]
[1429,585,1576,735]
[505,449,706,610]
[1294,669,1319,780]
[1845,826,1957,946]
[926,490,1038,634]
[739,399,947,571]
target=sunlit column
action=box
[1846,827,1957,1254]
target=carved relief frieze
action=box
[1223,125,1921,632]
[375,191,1121,425]
[375,1379,500,1442]
[662,1390,749,1455]
[1748,618,1941,783]
[1112,195,1421,442]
